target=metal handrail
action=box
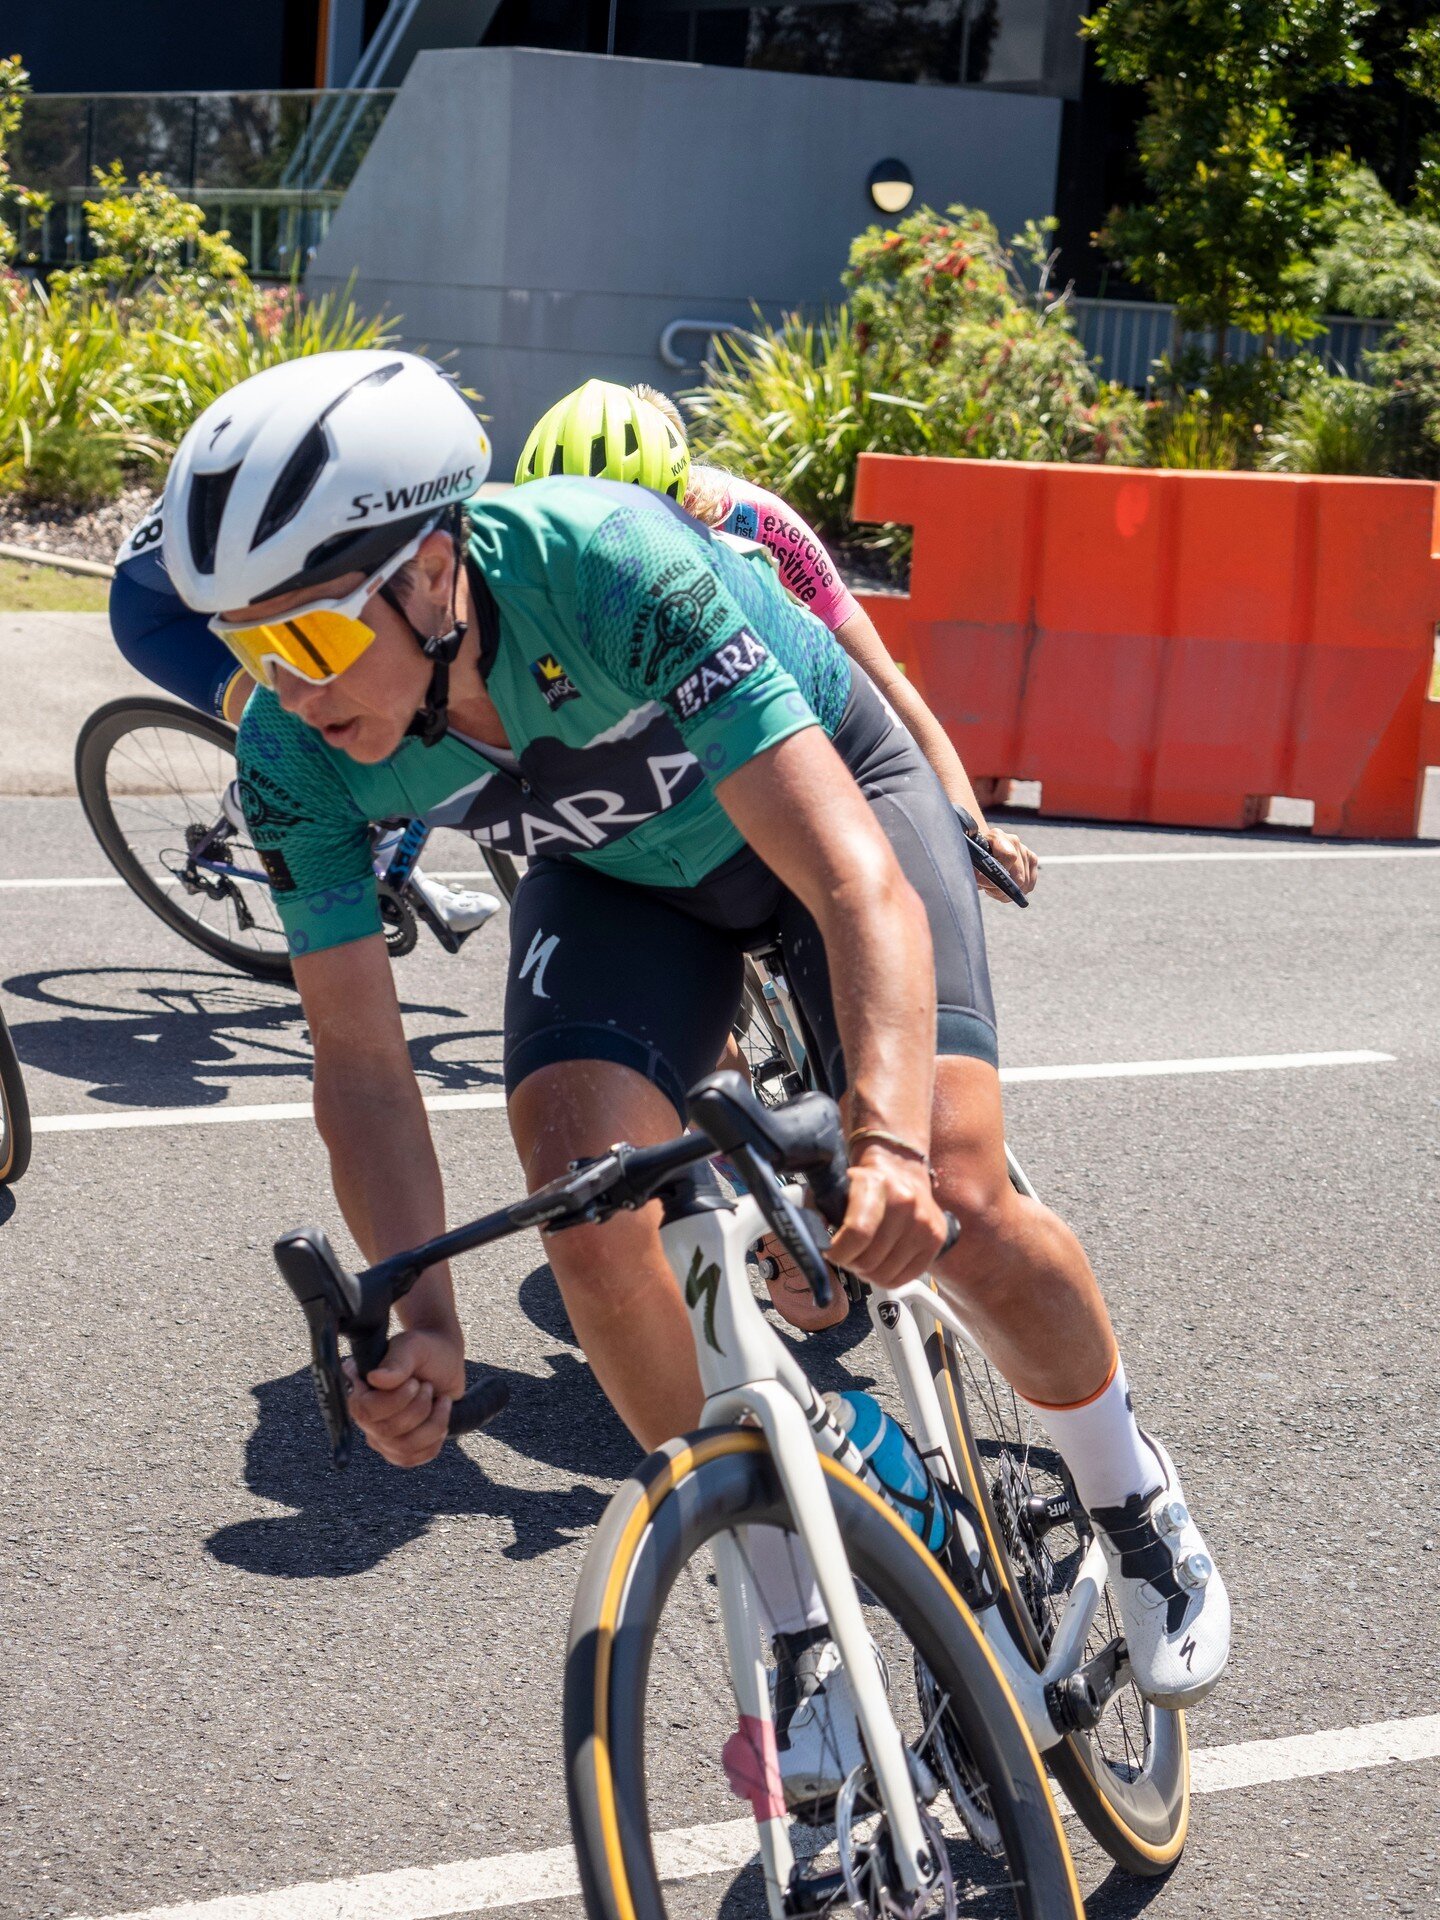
[660,318,750,369]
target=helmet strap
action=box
[388,509,469,749]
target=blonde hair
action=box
[630,382,735,525]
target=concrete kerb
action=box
[0,542,115,580]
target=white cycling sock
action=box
[745,1524,827,1637]
[1020,1352,1160,1513]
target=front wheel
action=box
[566,1428,1083,1920]
[0,1009,32,1184]
[76,698,293,984]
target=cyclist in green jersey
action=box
[163,351,1230,1794]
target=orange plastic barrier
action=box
[852,455,1440,837]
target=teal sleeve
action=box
[235,691,381,958]
[575,505,821,783]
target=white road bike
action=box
[276,1066,1181,1918]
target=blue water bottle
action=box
[826,1390,950,1555]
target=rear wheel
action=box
[76,698,293,984]
[926,1149,1189,1878]
[566,1428,1084,1920]
[0,1009,32,1185]
[735,962,807,1110]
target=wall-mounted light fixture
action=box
[867,159,914,215]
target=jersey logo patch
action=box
[529,654,579,710]
[257,845,297,893]
[670,631,767,721]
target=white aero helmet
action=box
[162,350,492,613]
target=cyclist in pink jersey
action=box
[632,385,1038,902]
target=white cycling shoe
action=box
[1090,1439,1231,1710]
[770,1628,877,1815]
[409,867,501,936]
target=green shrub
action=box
[0,289,163,504]
[1260,377,1410,474]
[51,165,247,303]
[686,206,1143,555]
[128,281,397,452]
[1143,400,1251,470]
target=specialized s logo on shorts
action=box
[520,927,559,999]
[529,654,579,710]
[670,631,767,721]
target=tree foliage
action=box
[0,55,50,266]
[1085,1,1374,344]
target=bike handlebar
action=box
[274,1072,959,1465]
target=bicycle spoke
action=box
[637,1520,1021,1917]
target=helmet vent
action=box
[623,422,639,457]
[251,422,328,551]
[589,433,610,477]
[187,464,241,576]
[548,444,568,477]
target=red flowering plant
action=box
[842,205,1142,468]
[686,205,1143,567]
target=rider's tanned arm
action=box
[717,727,947,1280]
[293,932,466,1460]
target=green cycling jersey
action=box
[236,477,853,957]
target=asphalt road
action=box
[0,641,1437,1919]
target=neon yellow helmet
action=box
[515,379,690,501]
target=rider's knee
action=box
[542,1207,669,1316]
[931,1154,1021,1255]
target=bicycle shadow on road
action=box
[1,965,501,1109]
[1080,1866,1173,1918]
[207,1352,632,1580]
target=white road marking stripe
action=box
[1001,1048,1393,1084]
[1037,847,1440,866]
[57,1712,1440,1920]
[3,843,1439,891]
[26,1049,1392,1136]
[0,875,126,888]
[1188,1713,1440,1793]
[29,1090,509,1134]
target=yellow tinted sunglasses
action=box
[208,523,432,688]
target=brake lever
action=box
[734,1145,834,1310]
[273,1227,511,1468]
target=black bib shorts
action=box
[502,667,998,1121]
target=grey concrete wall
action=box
[308,48,1062,472]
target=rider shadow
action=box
[1,966,499,1109]
[0,1188,16,1227]
[207,1356,629,1578]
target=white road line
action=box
[1000,1048,1393,1084]
[30,1090,509,1134]
[26,1049,1392,1136]
[58,1712,1440,1920]
[0,874,126,888]
[3,844,1439,891]
[1037,847,1440,866]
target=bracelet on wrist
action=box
[846,1126,937,1188]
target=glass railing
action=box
[11,90,397,278]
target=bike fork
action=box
[710,1382,939,1905]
